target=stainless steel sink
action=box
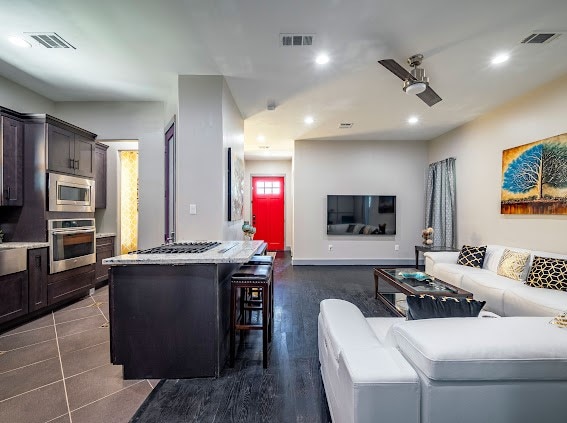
[0,247,27,276]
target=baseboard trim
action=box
[291,258,415,266]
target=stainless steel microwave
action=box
[48,173,95,212]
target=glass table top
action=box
[380,268,460,295]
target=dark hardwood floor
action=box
[131,252,396,423]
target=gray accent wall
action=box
[428,74,567,254]
[292,139,428,264]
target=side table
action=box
[415,245,459,269]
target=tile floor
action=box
[0,285,158,423]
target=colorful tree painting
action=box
[501,134,567,214]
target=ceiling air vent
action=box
[25,32,76,49]
[521,32,562,44]
[259,145,270,149]
[280,34,314,47]
[338,123,353,129]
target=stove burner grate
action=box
[130,241,221,255]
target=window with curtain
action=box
[425,157,457,248]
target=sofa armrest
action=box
[338,346,420,423]
[424,251,459,274]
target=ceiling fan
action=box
[378,54,442,107]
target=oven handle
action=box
[48,228,96,234]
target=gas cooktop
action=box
[130,241,221,254]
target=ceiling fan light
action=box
[404,81,427,95]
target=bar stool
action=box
[241,255,275,323]
[230,264,272,368]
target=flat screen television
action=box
[327,195,396,235]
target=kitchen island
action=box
[104,240,262,379]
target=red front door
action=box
[252,176,284,250]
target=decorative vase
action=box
[421,227,434,246]
[242,221,251,233]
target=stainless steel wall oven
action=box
[48,173,95,212]
[48,219,96,274]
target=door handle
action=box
[70,158,75,169]
[35,255,42,268]
[4,187,10,200]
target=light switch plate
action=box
[189,204,197,214]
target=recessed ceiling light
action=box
[407,116,419,125]
[491,53,510,65]
[315,53,330,65]
[304,116,314,125]
[257,135,266,143]
[8,36,31,48]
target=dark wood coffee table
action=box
[373,267,473,317]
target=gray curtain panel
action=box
[425,157,457,248]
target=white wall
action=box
[54,101,165,249]
[0,75,54,114]
[221,79,245,240]
[293,139,428,264]
[428,74,567,254]
[177,75,244,241]
[244,159,293,250]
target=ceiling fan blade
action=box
[417,86,442,107]
[378,59,415,81]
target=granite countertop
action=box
[0,241,50,250]
[96,233,116,238]
[103,240,263,265]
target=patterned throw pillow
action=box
[526,256,567,292]
[497,249,530,281]
[406,295,486,320]
[457,245,487,268]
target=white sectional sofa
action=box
[424,245,567,316]
[318,299,567,423]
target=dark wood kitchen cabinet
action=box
[94,142,108,208]
[0,271,28,325]
[47,122,96,178]
[96,236,115,283]
[1,115,24,206]
[47,264,95,305]
[28,248,48,312]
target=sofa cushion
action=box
[526,256,567,292]
[460,272,521,315]
[482,245,507,272]
[457,245,487,268]
[430,263,484,288]
[503,284,567,317]
[406,295,485,320]
[319,299,381,363]
[497,248,531,281]
[388,317,567,381]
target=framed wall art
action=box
[227,147,244,221]
[501,133,567,214]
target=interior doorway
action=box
[164,117,176,243]
[119,150,139,253]
[251,176,285,250]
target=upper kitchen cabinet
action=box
[1,113,24,206]
[47,122,96,178]
[94,142,108,208]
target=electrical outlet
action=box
[89,288,95,296]
[394,244,400,251]
[328,244,333,251]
